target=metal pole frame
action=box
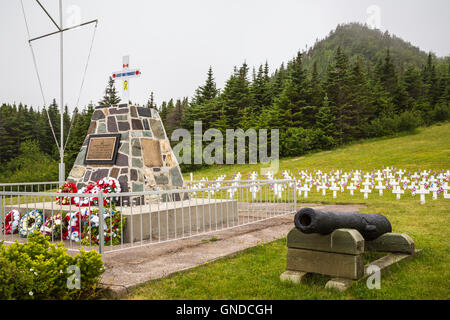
[26,0,98,186]
[98,191,105,254]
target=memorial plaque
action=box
[142,139,163,167]
[85,134,121,164]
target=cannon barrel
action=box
[294,207,392,240]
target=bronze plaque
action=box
[85,134,121,164]
[141,139,163,167]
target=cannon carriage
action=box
[280,207,420,291]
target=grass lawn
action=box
[127,123,450,300]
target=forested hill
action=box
[158,23,449,171]
[1,23,449,181]
[302,23,434,76]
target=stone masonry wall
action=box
[67,104,185,200]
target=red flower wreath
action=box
[3,210,21,234]
[56,182,78,205]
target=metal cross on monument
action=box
[112,55,142,103]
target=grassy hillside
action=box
[185,123,450,180]
[127,123,450,300]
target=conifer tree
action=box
[220,63,252,128]
[275,52,309,128]
[316,94,336,138]
[146,92,156,108]
[98,76,121,105]
[325,47,352,144]
[193,67,219,105]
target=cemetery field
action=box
[127,124,450,300]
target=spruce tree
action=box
[98,76,121,105]
[325,47,352,144]
[220,63,252,128]
[275,52,309,128]
[316,94,336,138]
[146,92,156,108]
[193,67,219,105]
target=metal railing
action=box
[0,181,60,193]
[0,179,297,254]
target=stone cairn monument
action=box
[65,103,237,242]
[67,103,185,202]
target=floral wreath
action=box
[95,177,121,205]
[56,182,78,205]
[73,184,97,207]
[40,213,67,241]
[2,210,21,234]
[19,209,44,238]
[82,208,126,246]
[72,177,121,207]
[64,209,91,242]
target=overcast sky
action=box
[1,0,449,112]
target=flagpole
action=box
[59,0,65,185]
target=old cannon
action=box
[294,207,392,240]
[281,207,418,291]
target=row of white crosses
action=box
[296,167,449,204]
[190,168,449,204]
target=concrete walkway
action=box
[100,204,365,299]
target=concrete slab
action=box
[99,203,366,299]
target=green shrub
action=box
[0,232,104,300]
[432,102,450,122]
[364,111,421,138]
[0,140,58,183]
[281,127,335,157]
[395,111,421,132]
[363,118,385,138]
[380,117,397,136]
[0,256,34,299]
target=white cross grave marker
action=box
[401,177,410,188]
[362,179,372,189]
[360,184,372,199]
[421,170,430,177]
[411,172,420,180]
[318,183,328,196]
[375,182,386,196]
[429,176,437,185]
[112,55,142,103]
[301,185,310,198]
[351,174,360,185]
[347,183,357,196]
[340,179,346,192]
[330,183,340,199]
[429,184,439,200]
[392,186,404,200]
[415,186,429,205]
[408,182,417,195]
[375,173,384,184]
[442,182,449,197]
[390,179,399,189]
